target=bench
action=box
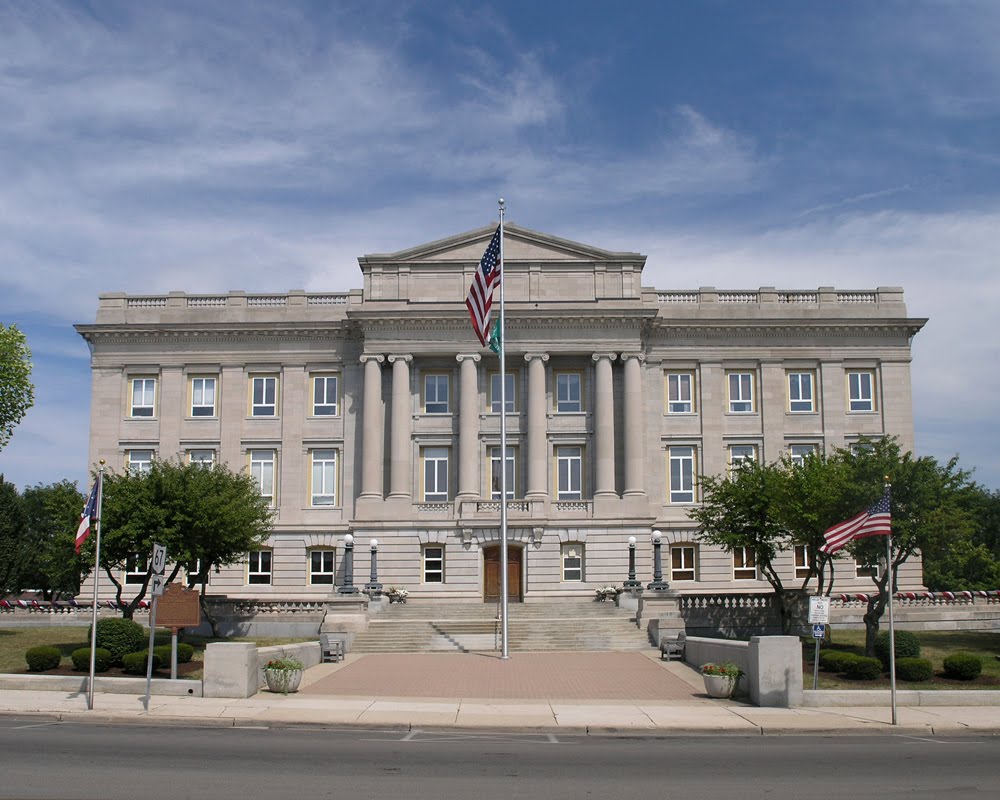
[659,632,686,662]
[320,634,344,663]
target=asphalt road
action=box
[0,716,997,800]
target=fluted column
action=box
[359,355,385,499]
[456,353,481,500]
[388,354,412,499]
[524,353,549,498]
[592,353,617,496]
[621,352,646,496]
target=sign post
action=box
[156,584,202,680]
[143,544,166,712]
[808,596,831,690]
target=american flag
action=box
[820,485,892,555]
[466,225,502,347]
[74,481,100,554]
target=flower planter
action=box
[264,668,302,694]
[702,674,736,698]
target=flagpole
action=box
[885,477,896,726]
[498,198,509,660]
[87,461,106,711]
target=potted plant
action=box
[595,586,620,602]
[263,656,304,694]
[701,662,741,698]
[386,586,409,604]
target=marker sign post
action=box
[143,544,166,711]
[808,596,831,690]
[156,584,202,679]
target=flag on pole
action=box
[488,318,501,354]
[466,225,502,347]
[75,481,100,554]
[820,485,892,555]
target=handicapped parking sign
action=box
[812,623,826,639]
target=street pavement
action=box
[0,651,997,735]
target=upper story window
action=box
[787,371,815,413]
[422,447,449,502]
[125,554,148,585]
[666,372,695,414]
[490,445,516,499]
[490,373,516,413]
[424,374,450,414]
[668,446,696,504]
[309,549,335,585]
[312,374,339,416]
[788,444,818,468]
[249,449,276,506]
[733,547,757,580]
[847,370,876,412]
[561,543,584,581]
[188,449,215,467]
[130,377,157,418]
[555,372,582,413]
[556,445,583,500]
[728,444,757,473]
[248,550,272,585]
[190,376,216,417]
[127,449,154,474]
[727,371,755,413]
[794,544,812,580]
[310,449,338,506]
[671,545,697,582]
[250,375,278,417]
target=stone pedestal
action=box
[320,596,370,653]
[638,590,685,647]
[617,586,642,615]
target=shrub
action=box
[895,657,934,682]
[151,642,196,664]
[844,655,883,681]
[121,651,161,675]
[819,650,861,673]
[874,630,920,667]
[94,618,145,663]
[25,646,62,672]
[153,645,172,663]
[70,647,113,672]
[943,653,983,681]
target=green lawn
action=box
[804,629,1000,690]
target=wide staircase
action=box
[349,600,655,653]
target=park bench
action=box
[320,634,344,663]
[659,631,686,662]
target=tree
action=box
[0,477,29,595]
[93,459,274,625]
[19,481,87,600]
[922,483,1000,590]
[0,324,35,450]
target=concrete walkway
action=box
[0,651,997,735]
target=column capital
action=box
[619,352,646,363]
[360,354,385,364]
[387,354,412,364]
[523,353,549,363]
[456,353,482,364]
[592,352,618,363]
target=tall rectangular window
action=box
[127,449,154,474]
[562,543,584,581]
[666,372,694,414]
[490,446,516,499]
[668,446,695,503]
[250,375,278,417]
[125,554,148,585]
[250,449,276,506]
[787,371,815,413]
[188,449,215,467]
[556,445,583,500]
[855,557,879,578]
[424,374,450,414]
[733,547,757,580]
[309,550,335,585]
[490,373,516,413]
[311,449,338,506]
[422,447,449,502]
[728,444,757,472]
[130,377,156,418]
[312,374,339,416]
[423,546,444,583]
[190,376,216,417]
[556,372,582,413]
[728,372,754,413]
[847,370,875,412]
[794,545,812,579]
[248,550,272,584]
[671,546,697,581]
[788,444,818,467]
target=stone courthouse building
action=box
[76,223,927,602]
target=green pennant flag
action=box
[488,318,502,354]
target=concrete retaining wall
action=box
[683,635,803,708]
[802,689,1000,707]
[202,640,321,698]
[0,673,202,696]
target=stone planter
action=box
[264,668,302,694]
[702,673,736,698]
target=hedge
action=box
[819,650,861,673]
[844,655,883,681]
[121,651,161,675]
[25,646,62,672]
[94,618,146,663]
[943,653,983,681]
[70,647,113,672]
[895,657,934,682]
[874,630,921,667]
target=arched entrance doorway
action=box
[483,545,523,603]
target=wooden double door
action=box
[483,545,522,603]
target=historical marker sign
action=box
[155,583,201,629]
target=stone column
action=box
[524,353,549,499]
[592,353,617,497]
[456,353,481,501]
[359,355,385,499]
[388,354,412,500]
[621,353,646,497]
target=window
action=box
[666,372,694,414]
[850,441,876,455]
[309,549,335,585]
[310,449,338,506]
[248,550,272,584]
[855,557,879,579]
[130,377,156,418]
[671,545,697,581]
[556,445,583,500]
[190,376,216,417]
[728,444,757,472]
[847,370,876,412]
[125,554,148,585]
[312,374,339,416]
[794,545,812,579]
[733,547,757,580]
[250,375,278,417]
[788,444,817,467]
[249,449,276,506]
[728,372,754,413]
[787,371,815,413]
[422,447,449,502]
[555,372,582,413]
[490,373,516,413]
[490,446,516,499]
[423,546,444,583]
[188,449,215,467]
[668,446,696,503]
[562,543,584,581]
[127,449,154,474]
[424,374,450,414]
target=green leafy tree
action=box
[0,477,29,594]
[19,481,87,600]
[922,483,1000,590]
[0,324,35,450]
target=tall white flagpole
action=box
[498,198,510,660]
[885,478,897,725]
[87,461,106,711]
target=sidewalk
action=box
[0,652,997,736]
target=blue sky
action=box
[1,1,999,491]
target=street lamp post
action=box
[339,534,359,594]
[365,538,383,596]
[647,531,669,591]
[624,535,641,589]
